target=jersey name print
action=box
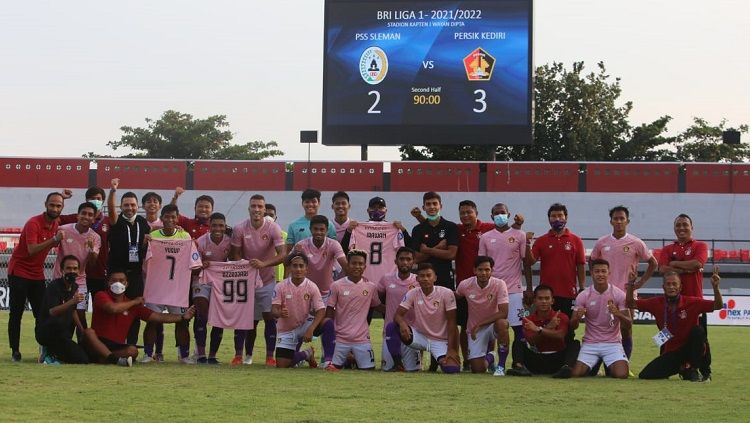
[350,222,405,285]
[201,260,261,330]
[144,238,202,307]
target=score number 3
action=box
[473,89,486,113]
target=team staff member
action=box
[85,270,195,366]
[106,178,151,344]
[60,186,111,297]
[170,186,213,239]
[7,191,65,362]
[526,203,586,317]
[35,255,88,364]
[506,285,581,378]
[410,192,458,288]
[628,269,721,382]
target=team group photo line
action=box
[7,177,719,382]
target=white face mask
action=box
[110,282,126,295]
[264,215,275,223]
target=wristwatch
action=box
[537,327,543,335]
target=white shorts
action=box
[145,303,186,315]
[75,285,89,311]
[276,317,314,351]
[191,282,211,300]
[381,333,421,371]
[405,327,448,361]
[577,342,629,368]
[254,282,274,320]
[467,324,497,360]
[507,292,525,327]
[332,342,376,369]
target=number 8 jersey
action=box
[143,238,202,308]
[201,260,262,330]
[350,222,405,285]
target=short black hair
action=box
[674,213,693,226]
[286,251,309,266]
[85,186,106,201]
[108,269,128,280]
[458,200,477,210]
[332,191,350,203]
[161,204,179,217]
[265,203,277,213]
[547,203,568,218]
[310,215,329,229]
[45,192,64,203]
[347,249,368,262]
[396,246,415,258]
[417,262,435,272]
[534,284,554,297]
[609,205,630,219]
[590,258,610,268]
[141,192,162,205]
[474,255,495,268]
[77,202,97,214]
[423,191,441,204]
[195,195,214,208]
[301,189,321,201]
[121,192,138,203]
[59,254,80,269]
[210,212,226,222]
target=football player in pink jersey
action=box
[568,259,631,379]
[590,205,657,367]
[325,250,384,371]
[230,194,286,366]
[377,247,420,371]
[386,263,461,374]
[331,191,351,243]
[272,252,334,368]
[193,213,232,364]
[290,215,348,300]
[455,256,510,375]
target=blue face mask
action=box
[493,214,509,227]
[89,199,103,211]
[551,220,566,231]
[425,212,441,222]
[368,210,386,221]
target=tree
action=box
[400,62,677,162]
[89,110,283,160]
[674,118,749,162]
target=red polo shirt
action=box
[531,229,585,299]
[178,215,210,240]
[92,291,153,344]
[523,310,569,353]
[456,220,495,282]
[8,213,59,280]
[636,295,714,353]
[658,240,708,298]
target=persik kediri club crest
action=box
[463,47,495,81]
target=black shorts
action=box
[456,296,468,327]
[99,336,132,351]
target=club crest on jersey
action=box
[623,245,630,253]
[362,290,369,296]
[439,230,445,239]
[192,252,200,260]
[508,237,515,244]
[432,300,440,307]
[685,248,692,255]
[487,293,494,300]
[101,224,108,233]
[564,242,572,251]
[679,310,687,319]
[408,285,415,290]
[303,293,310,301]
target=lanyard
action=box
[125,221,140,246]
[663,296,680,331]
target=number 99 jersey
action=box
[201,260,262,330]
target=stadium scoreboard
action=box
[322,0,533,146]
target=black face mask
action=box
[64,273,77,284]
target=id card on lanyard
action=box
[653,298,678,347]
[127,223,141,263]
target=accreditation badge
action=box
[652,327,673,347]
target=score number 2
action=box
[368,91,381,114]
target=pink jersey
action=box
[328,277,380,344]
[273,278,326,333]
[333,218,350,242]
[231,218,284,285]
[575,284,627,344]
[53,223,101,287]
[147,217,163,231]
[201,260,261,330]
[197,233,232,263]
[292,237,345,294]
[144,239,202,307]
[376,272,418,324]
[350,222,405,285]
[477,228,526,293]
[590,233,651,290]
[456,276,509,331]
[400,285,457,341]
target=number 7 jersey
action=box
[143,238,202,308]
[201,260,262,330]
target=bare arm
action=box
[27,232,62,256]
[49,291,85,317]
[635,256,659,289]
[102,297,145,314]
[325,305,335,320]
[711,266,722,310]
[148,305,195,323]
[577,263,586,291]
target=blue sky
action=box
[1,0,747,161]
